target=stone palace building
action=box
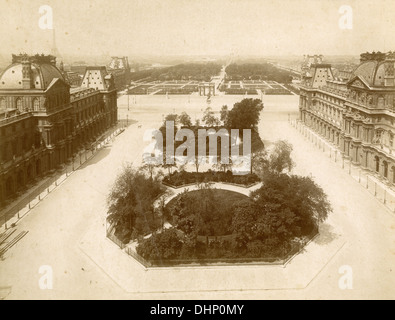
[0,54,118,206]
[299,52,395,184]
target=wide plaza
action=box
[0,93,394,299]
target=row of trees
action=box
[161,98,264,129]
[150,63,222,81]
[157,99,265,166]
[225,63,293,83]
[129,63,222,82]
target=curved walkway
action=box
[156,182,262,207]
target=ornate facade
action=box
[0,54,117,206]
[299,52,395,184]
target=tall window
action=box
[383,161,388,178]
[16,98,23,112]
[0,98,5,110]
[33,98,40,111]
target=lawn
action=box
[165,189,249,236]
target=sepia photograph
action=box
[0,0,394,303]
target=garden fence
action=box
[105,226,317,268]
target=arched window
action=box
[375,156,380,173]
[16,98,23,112]
[33,98,40,111]
[383,161,388,178]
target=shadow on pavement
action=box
[77,148,112,170]
[314,223,339,246]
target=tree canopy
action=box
[225,63,293,83]
[252,140,294,176]
[179,112,192,127]
[250,172,331,234]
[202,107,220,127]
[224,98,264,130]
[107,165,165,242]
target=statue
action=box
[367,95,373,105]
[360,93,366,104]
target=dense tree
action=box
[269,140,295,173]
[220,105,229,123]
[150,63,222,81]
[252,172,332,234]
[163,113,179,127]
[251,140,294,176]
[107,165,165,242]
[159,113,179,143]
[251,150,270,176]
[225,98,264,130]
[167,189,247,237]
[179,112,192,127]
[231,171,331,256]
[202,107,220,127]
[136,228,183,260]
[141,162,160,180]
[225,63,293,83]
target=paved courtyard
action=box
[0,94,394,299]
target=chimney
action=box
[104,74,114,90]
[21,58,34,89]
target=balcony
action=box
[0,111,33,126]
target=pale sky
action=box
[0,0,394,58]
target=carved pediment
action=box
[347,76,370,90]
[352,79,364,88]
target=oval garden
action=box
[106,100,331,266]
[106,163,331,266]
